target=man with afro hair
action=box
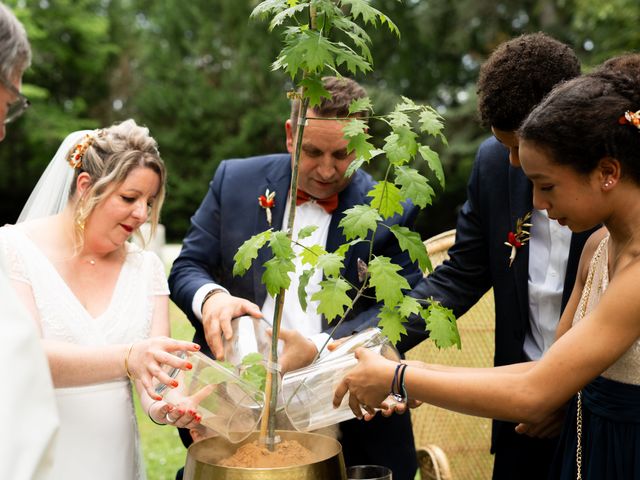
[396,33,594,480]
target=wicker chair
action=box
[408,229,495,480]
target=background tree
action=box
[2,0,638,241]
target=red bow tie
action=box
[296,190,339,213]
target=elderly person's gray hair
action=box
[0,3,31,81]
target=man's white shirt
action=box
[524,209,572,360]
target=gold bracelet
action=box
[124,343,135,381]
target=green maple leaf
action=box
[300,75,331,107]
[251,0,289,19]
[348,132,375,160]
[241,363,267,392]
[389,225,432,272]
[419,145,445,188]
[299,32,336,73]
[262,256,295,296]
[341,0,400,37]
[297,225,318,241]
[383,127,417,166]
[345,148,384,177]
[397,96,419,112]
[300,244,327,266]
[276,31,335,77]
[269,230,294,259]
[394,165,435,209]
[423,302,461,349]
[388,110,411,128]
[368,181,404,219]
[336,238,365,257]
[233,230,272,276]
[397,295,422,318]
[348,97,374,115]
[316,252,344,277]
[341,0,380,24]
[418,107,447,144]
[368,256,410,307]
[345,156,367,178]
[339,204,381,240]
[342,117,368,137]
[312,277,353,322]
[333,17,373,61]
[377,306,406,345]
[269,3,308,30]
[298,268,314,311]
[241,352,264,365]
[335,43,372,75]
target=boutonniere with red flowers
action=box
[258,189,276,226]
[505,211,532,267]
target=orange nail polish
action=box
[171,380,179,388]
[185,363,193,370]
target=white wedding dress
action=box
[0,225,169,480]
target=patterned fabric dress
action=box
[0,225,169,480]
[551,235,640,479]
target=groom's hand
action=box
[201,292,262,359]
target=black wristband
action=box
[390,363,408,403]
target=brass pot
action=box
[183,430,346,480]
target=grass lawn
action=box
[135,301,195,480]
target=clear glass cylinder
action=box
[282,328,400,432]
[157,351,265,443]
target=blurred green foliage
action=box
[2,0,638,240]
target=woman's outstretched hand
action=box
[126,336,200,400]
[333,347,398,418]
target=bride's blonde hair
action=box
[67,119,166,249]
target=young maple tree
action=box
[234,0,461,447]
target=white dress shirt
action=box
[261,198,333,353]
[523,209,572,360]
[192,198,333,354]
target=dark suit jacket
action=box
[395,137,596,458]
[169,153,422,480]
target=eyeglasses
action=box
[0,76,30,124]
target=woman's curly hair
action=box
[477,32,580,131]
[520,71,640,182]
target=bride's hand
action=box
[126,337,200,400]
[147,399,202,429]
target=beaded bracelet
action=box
[147,400,166,426]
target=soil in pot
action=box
[219,439,314,468]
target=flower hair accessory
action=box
[67,134,95,169]
[258,189,276,226]
[505,211,532,267]
[619,110,640,131]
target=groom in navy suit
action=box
[391,34,596,480]
[169,76,422,480]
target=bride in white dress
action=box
[0,120,203,479]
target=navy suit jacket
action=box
[394,137,596,452]
[168,153,422,479]
[169,153,423,353]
